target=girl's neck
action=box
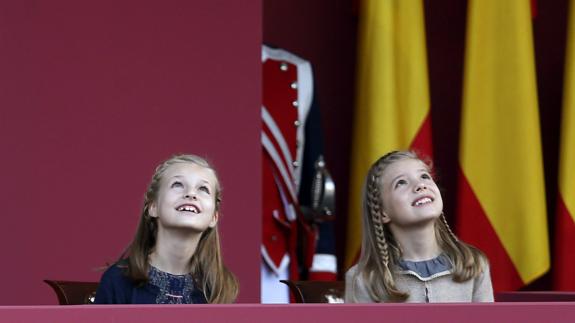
[390,223,441,262]
[149,228,202,275]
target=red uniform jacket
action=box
[262,45,336,281]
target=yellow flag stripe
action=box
[460,0,549,283]
[346,0,431,268]
[560,0,575,221]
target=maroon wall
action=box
[0,0,261,304]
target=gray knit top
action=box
[345,255,494,303]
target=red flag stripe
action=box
[410,113,434,159]
[457,169,523,291]
[554,196,575,290]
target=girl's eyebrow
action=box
[390,168,428,183]
[390,173,405,183]
[167,175,212,185]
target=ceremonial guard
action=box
[261,45,337,303]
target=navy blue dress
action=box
[94,263,208,304]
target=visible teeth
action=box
[414,198,432,206]
[177,206,198,213]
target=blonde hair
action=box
[354,150,486,302]
[125,154,239,303]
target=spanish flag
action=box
[555,0,575,291]
[345,0,433,268]
[457,0,549,291]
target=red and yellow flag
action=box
[345,0,433,268]
[457,0,549,291]
[555,0,575,291]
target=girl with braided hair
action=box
[345,151,493,303]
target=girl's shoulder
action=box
[94,260,138,304]
[344,264,360,278]
[344,264,373,303]
[100,260,131,284]
[344,264,369,289]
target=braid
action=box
[367,170,390,268]
[365,158,408,301]
[437,212,486,281]
[440,213,459,242]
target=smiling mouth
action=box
[412,197,433,207]
[176,205,200,213]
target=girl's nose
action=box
[184,192,198,200]
[414,183,427,192]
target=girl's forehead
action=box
[382,159,427,181]
[162,162,217,182]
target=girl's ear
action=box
[381,211,391,224]
[149,203,158,218]
[208,211,219,228]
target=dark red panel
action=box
[0,0,261,304]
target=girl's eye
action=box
[394,179,407,189]
[422,173,432,180]
[199,185,211,194]
[171,181,183,188]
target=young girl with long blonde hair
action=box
[95,154,238,304]
[345,151,493,303]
